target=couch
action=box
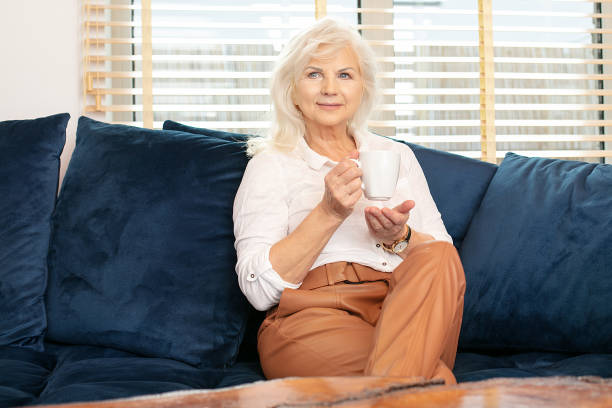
[1,113,610,407]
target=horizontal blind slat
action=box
[85,103,612,112]
[84,4,612,17]
[397,134,612,143]
[86,20,612,34]
[370,120,612,127]
[88,88,612,96]
[84,37,612,50]
[85,54,612,65]
[86,71,612,81]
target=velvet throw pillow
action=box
[394,140,498,250]
[459,153,612,353]
[0,113,69,350]
[46,117,251,368]
[161,122,266,362]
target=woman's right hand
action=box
[320,151,363,221]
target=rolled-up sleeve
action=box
[233,152,301,311]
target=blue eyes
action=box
[306,72,352,79]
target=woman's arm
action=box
[270,152,362,284]
[268,203,342,283]
[234,151,362,310]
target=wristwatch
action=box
[381,224,412,254]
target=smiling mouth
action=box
[317,103,343,109]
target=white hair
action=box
[246,17,380,156]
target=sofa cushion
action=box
[0,113,69,351]
[37,343,228,406]
[46,117,251,368]
[160,122,266,363]
[163,120,249,142]
[396,141,498,250]
[0,346,56,407]
[36,343,263,406]
[459,153,612,353]
[216,361,265,389]
[454,351,612,383]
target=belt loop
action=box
[325,266,335,286]
[346,262,359,282]
[352,263,362,282]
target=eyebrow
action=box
[304,66,356,72]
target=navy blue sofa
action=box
[1,114,610,407]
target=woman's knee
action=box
[393,241,465,288]
[426,241,464,289]
[432,241,464,282]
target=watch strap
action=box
[381,224,411,254]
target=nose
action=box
[321,76,338,95]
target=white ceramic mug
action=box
[352,150,400,201]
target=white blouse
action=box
[233,130,451,311]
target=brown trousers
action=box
[257,241,466,385]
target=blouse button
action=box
[247,273,256,281]
[376,243,381,248]
[382,262,387,267]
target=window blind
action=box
[488,0,612,162]
[84,0,335,134]
[83,0,611,162]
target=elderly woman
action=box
[233,18,465,385]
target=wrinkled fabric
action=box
[0,346,56,407]
[0,113,69,350]
[258,242,465,385]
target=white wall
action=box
[0,0,81,183]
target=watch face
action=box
[394,240,408,253]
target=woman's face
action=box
[293,45,364,132]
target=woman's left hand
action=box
[365,200,415,246]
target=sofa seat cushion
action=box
[0,346,56,407]
[0,113,69,350]
[459,153,612,353]
[216,362,265,389]
[46,117,251,369]
[454,351,612,383]
[36,343,263,406]
[39,353,214,405]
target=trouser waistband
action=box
[300,262,390,290]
